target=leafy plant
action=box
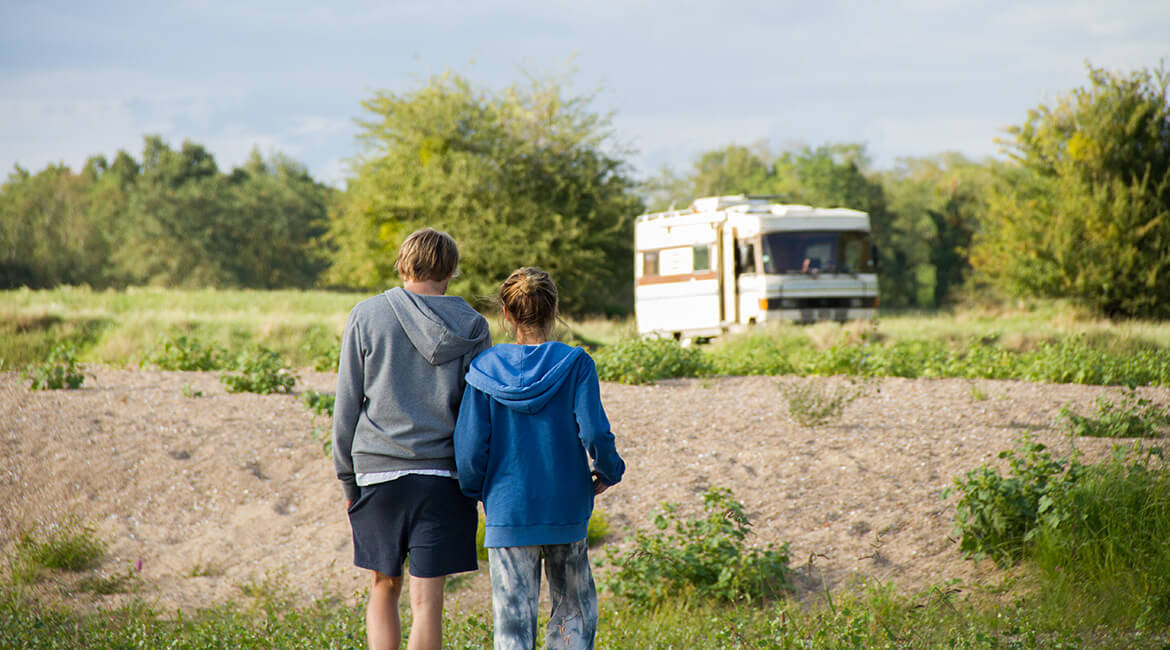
[303,337,340,372]
[78,565,141,595]
[780,378,867,426]
[9,522,106,584]
[1028,444,1170,627]
[593,338,711,384]
[144,334,227,371]
[945,437,1080,566]
[1060,389,1170,438]
[220,345,298,394]
[603,487,791,605]
[309,426,332,458]
[301,389,335,417]
[23,344,88,390]
[181,383,204,398]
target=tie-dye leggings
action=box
[488,539,597,650]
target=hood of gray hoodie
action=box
[385,287,489,365]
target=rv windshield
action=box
[760,231,874,275]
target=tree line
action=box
[2,63,1167,317]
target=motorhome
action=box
[634,195,878,339]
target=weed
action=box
[188,561,225,578]
[181,383,204,398]
[303,337,341,372]
[143,334,227,371]
[309,426,332,458]
[780,378,867,427]
[593,338,711,384]
[945,436,1079,566]
[586,509,610,545]
[301,389,335,417]
[969,381,989,401]
[1060,389,1170,438]
[23,344,88,390]
[603,487,791,606]
[8,522,106,583]
[78,565,141,595]
[220,345,298,394]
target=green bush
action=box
[9,522,106,584]
[1060,389,1170,438]
[220,345,298,394]
[603,487,791,606]
[302,336,340,372]
[593,338,710,384]
[301,389,335,417]
[1029,445,1170,627]
[945,438,1080,566]
[143,334,227,371]
[22,344,88,390]
[780,378,867,426]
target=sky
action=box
[2,1,1168,187]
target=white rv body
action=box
[634,195,878,339]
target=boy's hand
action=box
[591,471,610,496]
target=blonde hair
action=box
[395,228,459,282]
[498,267,558,340]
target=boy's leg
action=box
[489,546,542,650]
[405,575,446,650]
[543,539,597,650]
[368,570,404,650]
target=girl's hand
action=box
[591,471,610,495]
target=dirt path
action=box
[1,368,1161,615]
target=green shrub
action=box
[945,437,1080,566]
[22,344,88,390]
[603,487,791,606]
[780,378,867,426]
[593,338,711,384]
[1029,445,1170,627]
[301,390,335,417]
[1060,389,1170,438]
[220,346,298,394]
[143,334,227,371]
[9,522,106,583]
[302,336,340,372]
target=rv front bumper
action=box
[759,296,878,323]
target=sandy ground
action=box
[1,367,1165,616]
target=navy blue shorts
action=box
[347,474,479,578]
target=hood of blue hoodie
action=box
[466,341,584,414]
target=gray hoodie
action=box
[332,287,491,501]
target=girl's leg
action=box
[488,545,542,650]
[543,539,597,650]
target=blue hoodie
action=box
[454,341,625,548]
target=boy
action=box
[333,228,490,650]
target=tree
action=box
[326,72,644,314]
[971,63,1170,318]
[882,153,993,306]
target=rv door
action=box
[720,225,738,325]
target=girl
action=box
[454,267,625,650]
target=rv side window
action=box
[692,245,712,272]
[643,251,659,277]
[736,242,755,274]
